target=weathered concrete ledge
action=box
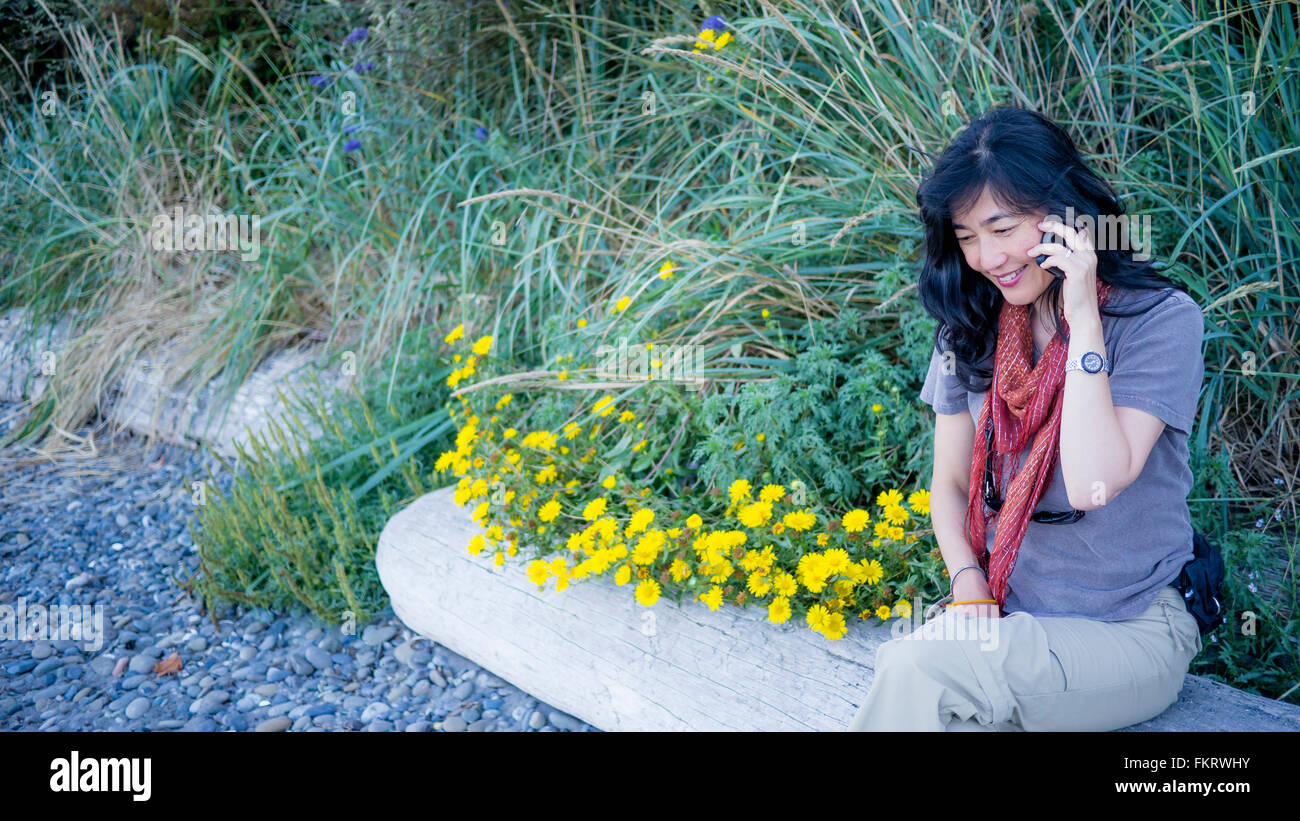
[0,307,352,458]
[377,485,1300,732]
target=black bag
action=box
[1170,530,1227,636]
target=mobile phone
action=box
[1036,230,1066,278]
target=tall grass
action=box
[0,0,1294,698]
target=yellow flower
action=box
[493,550,505,567]
[615,564,632,586]
[841,508,871,533]
[746,571,773,596]
[816,533,829,547]
[767,596,791,624]
[728,479,753,504]
[700,585,724,611]
[822,548,851,576]
[908,489,931,515]
[619,410,635,423]
[758,484,785,503]
[686,513,703,530]
[658,260,675,280]
[444,324,464,345]
[782,509,817,531]
[670,559,691,582]
[626,508,655,537]
[471,501,489,523]
[593,396,615,417]
[601,474,617,489]
[820,611,847,640]
[876,489,904,509]
[467,534,486,556]
[761,308,770,318]
[872,403,882,413]
[615,296,631,312]
[576,318,587,327]
[583,497,609,520]
[538,499,561,523]
[773,571,798,597]
[632,438,647,452]
[525,559,549,586]
[806,604,828,632]
[737,500,773,528]
[884,504,910,525]
[635,579,661,606]
[472,335,493,356]
[876,604,893,620]
[893,599,913,619]
[495,393,513,409]
[860,558,884,585]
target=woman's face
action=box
[950,185,1053,308]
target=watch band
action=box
[1065,350,1110,374]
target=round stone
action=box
[255,717,292,732]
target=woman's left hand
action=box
[1032,217,1100,328]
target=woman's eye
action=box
[995,227,1013,235]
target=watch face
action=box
[1082,352,1103,373]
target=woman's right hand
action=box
[948,570,1001,619]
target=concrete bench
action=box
[376,485,1300,731]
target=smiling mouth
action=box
[994,265,1026,285]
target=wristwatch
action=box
[1065,351,1110,375]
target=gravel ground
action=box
[0,401,597,732]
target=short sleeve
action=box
[919,343,969,415]
[1107,292,1204,436]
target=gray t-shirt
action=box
[919,287,1204,621]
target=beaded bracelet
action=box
[946,599,999,607]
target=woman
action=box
[848,105,1205,732]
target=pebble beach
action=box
[0,401,597,732]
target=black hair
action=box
[915,104,1190,393]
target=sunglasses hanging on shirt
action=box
[982,413,1086,525]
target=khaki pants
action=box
[847,585,1202,731]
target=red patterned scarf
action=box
[964,281,1115,611]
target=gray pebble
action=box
[528,711,547,730]
[303,646,332,671]
[127,654,156,675]
[548,710,584,731]
[31,641,53,660]
[362,624,397,647]
[125,697,151,720]
[189,689,229,715]
[442,715,468,732]
[187,636,207,652]
[360,702,390,723]
[256,717,291,732]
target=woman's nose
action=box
[978,236,1007,273]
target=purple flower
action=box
[343,138,362,152]
[474,125,488,141]
[309,75,331,88]
[354,61,374,74]
[701,15,727,34]
[344,28,369,44]
[343,123,361,134]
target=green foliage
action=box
[185,328,455,624]
[691,304,933,510]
